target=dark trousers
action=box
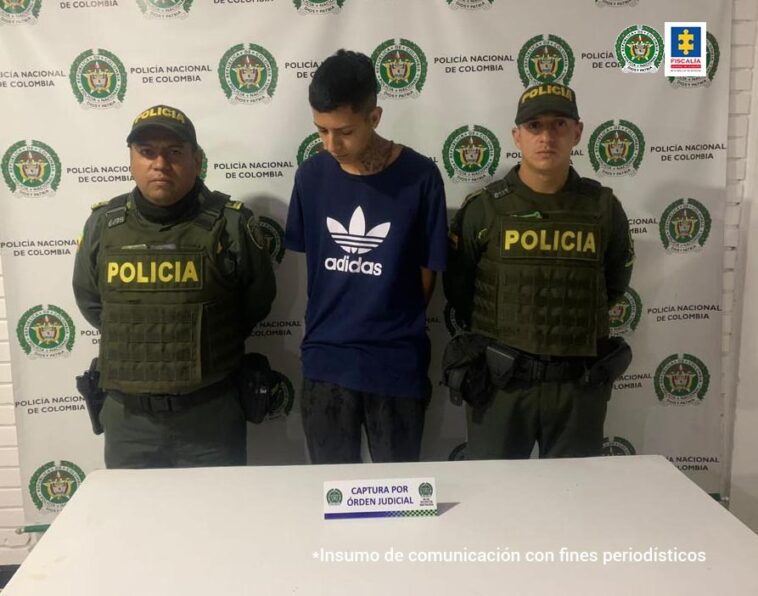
[466,378,611,459]
[301,378,428,464]
[100,383,247,469]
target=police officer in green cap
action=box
[444,84,634,459]
[73,104,276,468]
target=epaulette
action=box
[225,200,243,211]
[460,189,485,211]
[90,200,109,211]
[484,178,511,200]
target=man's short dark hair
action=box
[309,49,379,113]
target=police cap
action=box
[126,105,197,147]
[515,83,579,124]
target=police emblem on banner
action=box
[615,25,664,73]
[444,302,467,337]
[17,305,75,358]
[602,436,636,456]
[447,0,494,9]
[297,132,324,166]
[29,461,86,513]
[655,354,710,405]
[136,0,193,19]
[293,0,346,15]
[372,38,427,100]
[669,32,720,89]
[218,43,278,104]
[517,34,574,87]
[588,120,644,177]
[2,140,61,197]
[448,442,467,461]
[266,370,295,420]
[0,0,41,24]
[69,48,127,109]
[609,287,642,336]
[326,488,343,506]
[595,0,638,6]
[442,125,500,183]
[258,216,286,265]
[659,198,711,253]
[198,145,208,181]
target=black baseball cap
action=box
[515,83,579,124]
[126,105,197,146]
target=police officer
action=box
[444,84,633,459]
[73,105,276,469]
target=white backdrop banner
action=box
[0,0,729,523]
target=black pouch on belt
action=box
[75,357,105,435]
[235,353,276,424]
[582,337,633,386]
[485,343,520,389]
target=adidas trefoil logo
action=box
[324,206,391,277]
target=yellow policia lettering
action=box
[107,260,199,284]
[133,106,186,126]
[520,84,574,105]
[503,229,596,253]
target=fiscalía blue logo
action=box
[665,22,706,77]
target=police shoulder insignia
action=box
[246,217,266,251]
[90,200,109,210]
[484,179,510,199]
[460,189,485,210]
[226,200,244,211]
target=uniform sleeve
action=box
[443,192,489,327]
[235,211,277,335]
[284,173,306,253]
[419,167,449,272]
[604,194,634,305]
[72,210,105,330]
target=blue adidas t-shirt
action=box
[285,147,448,399]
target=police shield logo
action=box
[588,119,645,177]
[297,132,324,166]
[655,353,710,405]
[293,0,346,15]
[17,305,75,358]
[69,48,127,109]
[442,125,501,183]
[266,371,294,420]
[198,145,208,181]
[447,0,494,9]
[326,488,343,506]
[30,461,86,513]
[219,43,278,105]
[517,34,575,87]
[136,0,193,19]
[609,287,642,336]
[602,436,636,456]
[258,216,286,265]
[0,0,41,24]
[2,140,61,197]
[444,302,468,337]
[372,38,427,100]
[670,32,720,89]
[615,25,664,73]
[660,198,711,253]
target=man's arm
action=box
[421,267,436,306]
[604,194,634,305]
[237,212,277,336]
[72,211,105,330]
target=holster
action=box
[75,357,105,435]
[442,333,494,408]
[581,337,633,386]
[234,352,276,424]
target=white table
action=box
[5,456,758,595]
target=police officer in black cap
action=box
[444,84,633,459]
[73,104,276,468]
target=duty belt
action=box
[511,355,586,383]
[108,377,233,413]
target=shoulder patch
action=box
[226,200,244,211]
[484,178,511,199]
[246,216,267,252]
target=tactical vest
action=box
[471,178,613,357]
[96,189,244,394]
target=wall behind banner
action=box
[0,0,734,548]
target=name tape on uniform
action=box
[323,477,437,520]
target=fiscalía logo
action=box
[444,302,468,337]
[29,460,86,512]
[609,287,642,336]
[326,488,343,505]
[372,38,427,100]
[297,132,324,166]
[588,119,645,177]
[70,48,127,109]
[325,206,390,277]
[615,25,664,73]
[218,43,278,105]
[602,436,636,456]
[2,139,61,197]
[0,0,41,24]
[517,34,575,87]
[670,32,720,89]
[266,371,294,420]
[293,0,345,15]
[17,304,75,358]
[136,0,192,18]
[442,125,500,183]
[659,198,711,253]
[258,216,286,265]
[665,22,706,78]
[655,353,710,405]
[595,0,638,6]
[447,0,494,9]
